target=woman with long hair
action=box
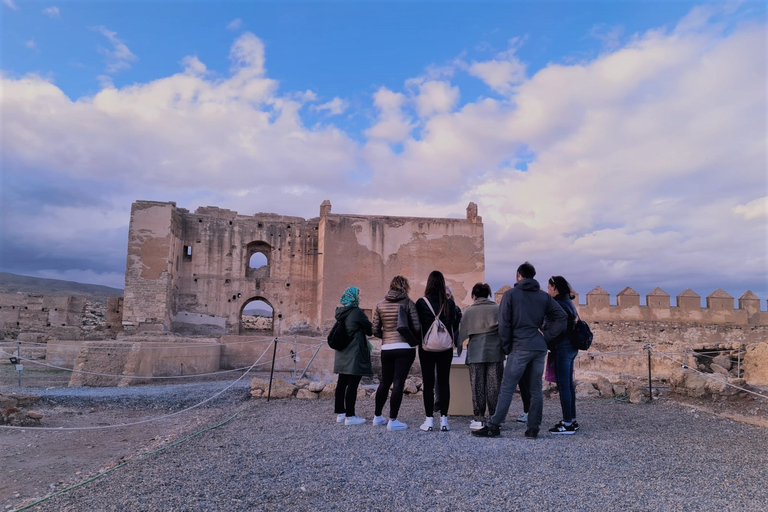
[415,270,460,432]
[371,276,421,431]
[333,286,373,426]
[546,276,580,434]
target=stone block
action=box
[575,382,599,399]
[308,381,326,392]
[743,343,768,386]
[596,376,614,397]
[265,379,296,399]
[296,388,318,399]
[629,389,648,403]
[404,378,418,394]
[318,381,337,399]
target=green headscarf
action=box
[340,286,360,307]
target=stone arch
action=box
[245,241,271,280]
[240,297,274,335]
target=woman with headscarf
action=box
[546,276,580,434]
[416,270,460,432]
[333,286,373,426]
[371,276,421,431]
[457,283,505,431]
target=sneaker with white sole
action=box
[572,420,580,431]
[420,417,434,432]
[387,419,407,431]
[516,413,528,423]
[372,415,387,426]
[336,413,346,423]
[469,420,484,431]
[344,416,366,426]
[440,416,450,432]
[548,421,576,434]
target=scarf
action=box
[340,286,360,307]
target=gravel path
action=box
[16,390,768,512]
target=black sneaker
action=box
[572,420,580,431]
[549,422,577,435]
[471,425,500,438]
[524,428,539,439]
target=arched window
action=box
[249,252,268,269]
[245,241,271,279]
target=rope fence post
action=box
[646,345,653,403]
[737,345,742,378]
[17,340,23,387]
[267,337,278,402]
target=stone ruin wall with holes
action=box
[120,200,486,338]
[492,285,768,387]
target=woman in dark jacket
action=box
[416,270,460,432]
[333,286,373,426]
[546,276,579,434]
[371,276,421,431]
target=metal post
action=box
[298,339,326,381]
[17,340,23,387]
[267,337,278,402]
[293,334,298,380]
[646,345,653,403]
[737,346,742,378]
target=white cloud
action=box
[181,55,207,76]
[94,26,137,73]
[467,38,527,95]
[43,6,60,18]
[414,81,459,118]
[364,87,413,142]
[733,197,768,221]
[312,97,347,116]
[2,0,19,11]
[227,18,243,31]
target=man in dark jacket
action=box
[473,262,566,439]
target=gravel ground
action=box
[10,387,768,512]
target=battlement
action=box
[494,285,767,325]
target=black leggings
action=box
[375,348,416,419]
[334,374,363,417]
[418,347,453,416]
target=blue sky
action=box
[1,0,766,307]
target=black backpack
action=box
[571,318,593,351]
[327,319,352,351]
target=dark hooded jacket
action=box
[333,305,373,376]
[497,278,567,354]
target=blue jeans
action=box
[488,350,546,430]
[554,339,578,422]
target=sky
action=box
[1,0,766,308]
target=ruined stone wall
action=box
[317,201,485,330]
[122,200,485,336]
[0,294,87,340]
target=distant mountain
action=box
[0,272,124,300]
[243,307,273,317]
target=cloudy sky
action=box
[1,0,766,307]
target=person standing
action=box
[546,275,580,434]
[371,276,421,431]
[457,283,505,430]
[333,286,373,426]
[416,270,460,432]
[472,262,566,439]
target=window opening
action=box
[249,252,268,269]
[241,299,274,335]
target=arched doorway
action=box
[240,298,274,335]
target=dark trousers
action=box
[467,361,504,419]
[418,347,453,416]
[518,362,532,413]
[375,348,416,419]
[334,374,362,417]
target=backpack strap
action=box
[421,296,444,319]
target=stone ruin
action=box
[1,199,767,402]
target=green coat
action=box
[333,306,373,376]
[458,297,505,364]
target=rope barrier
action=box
[653,349,768,401]
[10,406,247,512]
[11,340,324,380]
[0,357,260,431]
[0,335,328,350]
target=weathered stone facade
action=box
[121,200,485,336]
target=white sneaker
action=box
[372,415,387,426]
[469,420,484,431]
[440,416,450,432]
[387,419,407,431]
[344,416,366,426]
[420,417,434,432]
[336,413,346,423]
[516,413,528,423]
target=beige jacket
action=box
[372,290,421,347]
